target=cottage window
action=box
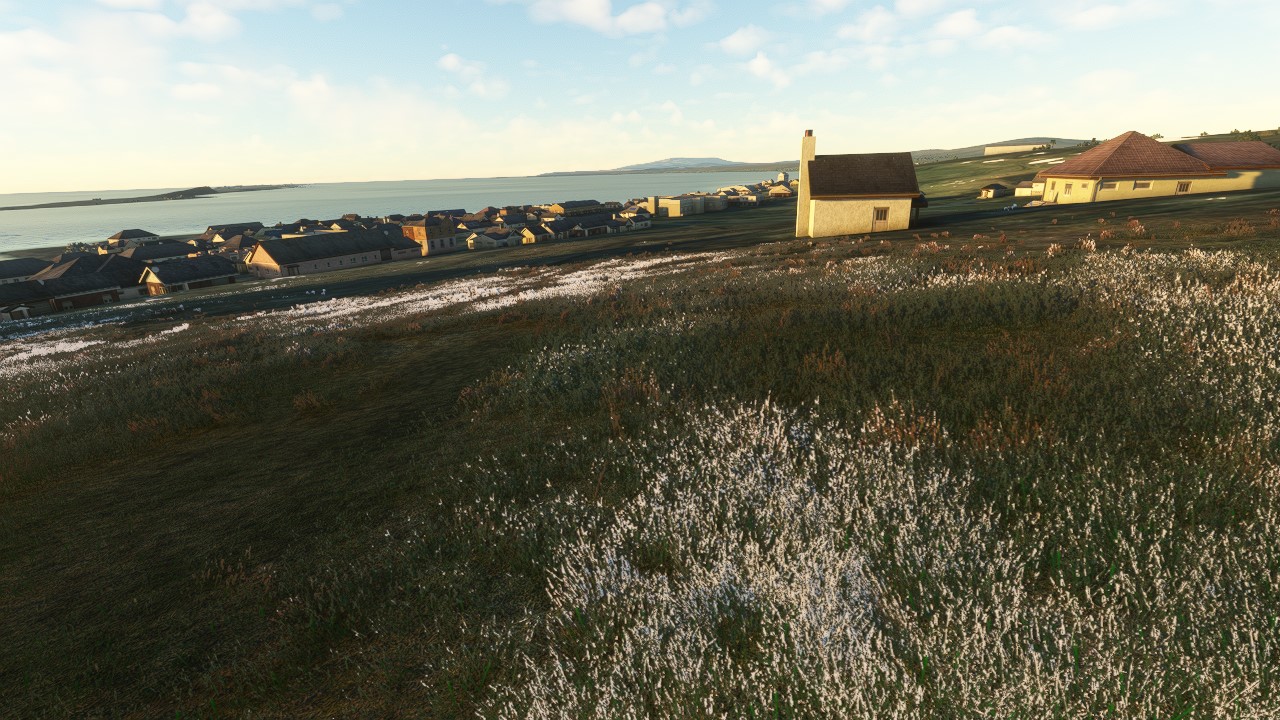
[1064,183,1073,196]
[1101,182,1118,190]
[1176,181,1192,194]
[873,207,889,222]
[1050,181,1056,191]
[1133,181,1152,190]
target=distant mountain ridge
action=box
[541,137,1093,177]
[612,157,753,171]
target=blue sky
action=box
[1,0,1275,193]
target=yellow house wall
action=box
[806,197,913,237]
[1042,170,1280,204]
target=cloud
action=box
[806,0,850,14]
[980,25,1048,48]
[311,3,344,21]
[893,0,949,17]
[493,0,713,36]
[746,51,790,88]
[836,5,896,42]
[717,24,770,55]
[95,0,166,8]
[1056,0,1170,29]
[931,8,981,37]
[438,53,510,99]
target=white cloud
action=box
[493,0,713,36]
[717,24,770,55]
[1057,0,1171,29]
[836,5,896,42]
[438,53,510,99]
[95,0,166,8]
[931,8,981,37]
[171,81,223,101]
[311,3,344,21]
[807,0,850,14]
[980,25,1048,48]
[746,51,790,88]
[894,0,949,17]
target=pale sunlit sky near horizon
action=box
[1,0,1276,194]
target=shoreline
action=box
[0,185,298,213]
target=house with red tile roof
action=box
[1035,131,1280,204]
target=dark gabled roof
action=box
[41,275,120,298]
[554,200,601,209]
[219,234,256,251]
[543,219,577,233]
[0,258,54,280]
[144,256,239,285]
[95,254,148,287]
[981,183,1008,190]
[573,213,614,228]
[0,280,52,305]
[206,222,263,237]
[806,152,922,197]
[403,217,450,228]
[252,230,411,266]
[51,251,99,264]
[119,242,194,262]
[1173,141,1280,169]
[1015,180,1035,188]
[108,229,158,241]
[1036,131,1217,180]
[428,209,466,218]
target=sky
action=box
[1,0,1276,193]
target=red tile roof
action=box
[1035,131,1219,180]
[1173,141,1280,169]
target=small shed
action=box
[979,183,1011,199]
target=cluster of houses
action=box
[1,183,797,321]
[795,129,1280,238]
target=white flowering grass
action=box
[485,401,1280,719]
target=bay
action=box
[0,171,787,255]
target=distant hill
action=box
[540,137,1093,177]
[911,137,1090,163]
[613,157,752,172]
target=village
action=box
[4,128,1280,324]
[0,178,800,322]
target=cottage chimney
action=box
[796,130,817,238]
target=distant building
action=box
[141,256,240,295]
[647,194,728,218]
[31,253,148,298]
[118,241,196,264]
[1036,131,1280,204]
[984,144,1043,157]
[777,171,791,183]
[0,258,54,286]
[107,229,159,247]
[546,200,623,217]
[978,183,1011,199]
[402,217,460,256]
[1014,180,1040,198]
[245,230,420,278]
[768,184,794,198]
[467,229,522,250]
[795,129,926,238]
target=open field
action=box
[4,177,1280,716]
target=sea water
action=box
[0,171,785,255]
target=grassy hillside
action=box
[3,187,1280,717]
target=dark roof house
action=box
[806,152,925,200]
[0,258,54,282]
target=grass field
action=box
[3,168,1280,717]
